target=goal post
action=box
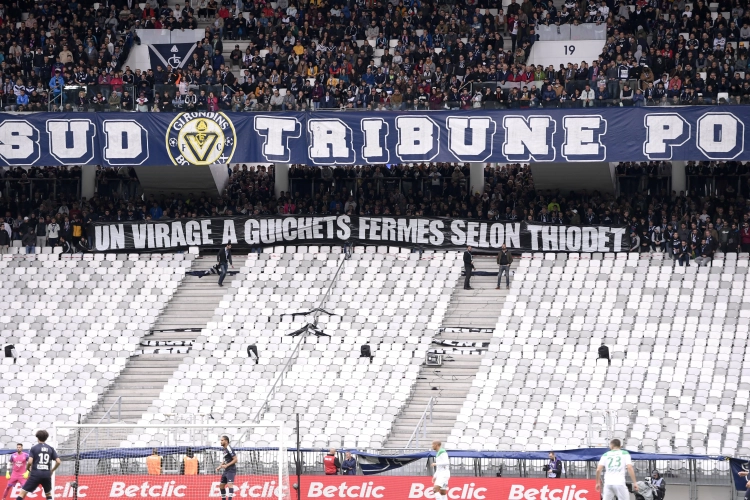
[51,424,291,500]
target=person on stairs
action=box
[217,243,233,286]
[463,246,474,290]
[496,244,513,289]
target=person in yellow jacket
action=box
[71,217,83,247]
[181,448,200,475]
[146,448,162,475]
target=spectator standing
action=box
[496,244,513,289]
[181,448,199,475]
[61,217,73,244]
[0,220,9,253]
[47,219,60,249]
[341,452,356,475]
[544,452,563,478]
[324,449,340,475]
[22,227,35,254]
[35,217,46,249]
[217,243,232,287]
[726,223,740,253]
[71,217,83,247]
[670,232,681,260]
[742,222,750,252]
[463,246,474,290]
[146,448,162,475]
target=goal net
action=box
[51,424,291,500]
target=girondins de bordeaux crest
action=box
[166,112,237,166]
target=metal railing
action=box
[404,398,435,451]
[2,178,80,201]
[50,447,735,485]
[33,81,750,113]
[585,410,616,450]
[251,253,348,426]
[288,176,438,203]
[80,396,122,448]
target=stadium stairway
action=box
[73,256,240,448]
[384,255,511,449]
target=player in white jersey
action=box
[431,441,450,500]
[596,439,638,500]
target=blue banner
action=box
[0,108,747,166]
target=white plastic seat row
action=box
[0,254,190,448]
[131,253,459,448]
[448,256,750,453]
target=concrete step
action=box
[168,289,231,296]
[100,388,166,397]
[389,423,456,433]
[76,267,231,437]
[121,366,179,377]
[397,410,464,419]
[96,400,159,408]
[157,311,218,319]
[145,333,201,341]
[421,366,481,375]
[130,353,185,362]
[110,380,171,389]
[84,413,144,421]
[409,396,466,403]
[385,265,510,448]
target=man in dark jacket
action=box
[544,452,563,478]
[22,227,35,254]
[35,217,47,249]
[217,243,233,286]
[695,238,714,266]
[496,244,513,289]
[463,246,474,290]
[341,452,356,475]
[57,236,73,257]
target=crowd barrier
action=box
[0,447,740,499]
[536,23,607,41]
[47,83,748,114]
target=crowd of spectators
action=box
[4,0,750,111]
[3,162,750,264]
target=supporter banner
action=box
[0,108,749,166]
[91,216,629,253]
[138,29,204,70]
[148,42,198,69]
[0,475,598,499]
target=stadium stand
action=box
[1,0,749,110]
[6,161,750,254]
[6,2,750,498]
[0,252,191,448]
[124,248,459,449]
[448,251,750,457]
